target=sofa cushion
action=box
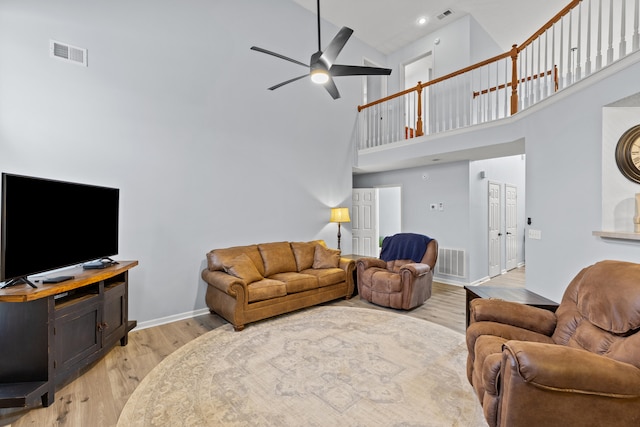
[207,244,265,277]
[301,268,345,287]
[223,254,263,284]
[291,240,324,271]
[247,279,287,303]
[269,272,319,294]
[313,245,341,269]
[362,268,403,293]
[258,242,298,277]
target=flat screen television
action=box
[1,173,119,287]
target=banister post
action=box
[510,44,519,115]
[415,82,424,137]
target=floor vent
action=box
[437,9,454,20]
[50,40,88,67]
[436,248,465,278]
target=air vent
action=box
[49,40,88,67]
[437,9,454,20]
[436,247,465,278]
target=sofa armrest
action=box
[470,298,557,336]
[339,257,356,273]
[201,269,247,298]
[356,257,387,270]
[504,340,640,396]
[399,262,431,276]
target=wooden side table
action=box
[464,286,559,328]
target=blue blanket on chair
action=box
[380,233,433,263]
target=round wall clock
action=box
[615,124,640,184]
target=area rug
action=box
[118,306,487,427]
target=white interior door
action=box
[488,182,501,277]
[352,188,378,256]
[505,184,518,271]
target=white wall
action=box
[0,0,387,324]
[354,155,526,284]
[356,52,640,302]
[469,155,527,279]
[354,161,470,279]
[524,57,640,303]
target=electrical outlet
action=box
[438,202,444,211]
[528,229,542,240]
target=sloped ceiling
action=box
[291,0,567,54]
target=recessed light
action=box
[417,16,428,25]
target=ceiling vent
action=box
[437,9,454,20]
[49,40,88,67]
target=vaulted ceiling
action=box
[291,0,567,54]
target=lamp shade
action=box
[330,207,351,223]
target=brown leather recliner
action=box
[356,233,438,310]
[466,260,640,427]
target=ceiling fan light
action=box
[310,69,329,84]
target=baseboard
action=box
[433,276,468,287]
[434,275,492,287]
[135,307,211,331]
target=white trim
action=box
[135,308,211,331]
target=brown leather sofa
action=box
[356,234,438,310]
[466,260,640,427]
[202,240,354,331]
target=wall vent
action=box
[436,248,465,278]
[50,40,88,67]
[437,9,454,20]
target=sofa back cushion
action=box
[552,260,640,369]
[291,240,325,272]
[207,244,265,277]
[258,242,297,277]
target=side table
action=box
[464,286,559,328]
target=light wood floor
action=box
[1,267,525,427]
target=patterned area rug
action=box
[118,306,487,426]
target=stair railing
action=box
[357,0,640,150]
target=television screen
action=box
[1,173,119,283]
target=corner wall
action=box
[0,0,383,324]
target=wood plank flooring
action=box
[1,267,524,427]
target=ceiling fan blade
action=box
[324,77,340,100]
[250,46,309,68]
[268,74,308,91]
[330,64,392,77]
[319,27,353,68]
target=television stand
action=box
[0,276,37,289]
[83,258,118,269]
[0,260,138,409]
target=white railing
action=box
[357,0,640,150]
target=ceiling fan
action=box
[250,0,392,99]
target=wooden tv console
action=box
[0,260,138,408]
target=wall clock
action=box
[615,124,640,184]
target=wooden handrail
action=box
[357,0,581,117]
[357,50,511,112]
[518,0,581,51]
[473,66,558,98]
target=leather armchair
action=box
[466,260,640,427]
[356,233,438,310]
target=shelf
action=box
[0,382,49,408]
[592,231,640,241]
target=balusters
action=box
[586,0,593,76]
[621,0,628,58]
[634,0,640,51]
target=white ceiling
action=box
[291,0,567,54]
